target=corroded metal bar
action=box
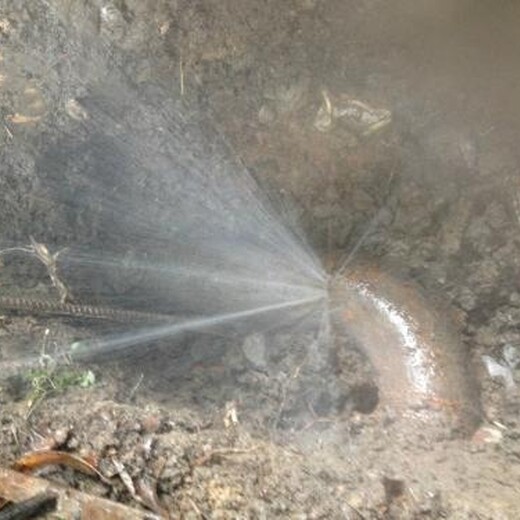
[0,297,175,324]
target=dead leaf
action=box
[12,450,110,484]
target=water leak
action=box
[72,294,325,358]
[0,70,329,367]
[3,1,520,515]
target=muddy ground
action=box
[1,1,520,518]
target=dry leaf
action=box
[12,450,109,483]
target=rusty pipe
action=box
[329,265,482,435]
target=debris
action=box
[111,457,137,497]
[141,436,155,460]
[223,401,239,429]
[29,427,71,452]
[471,425,503,445]
[158,20,170,36]
[135,477,168,518]
[128,373,144,401]
[481,355,516,390]
[52,428,70,447]
[112,458,168,517]
[314,90,333,132]
[0,491,57,520]
[314,90,391,136]
[0,468,152,519]
[29,237,71,303]
[65,98,89,121]
[5,114,41,125]
[0,238,72,303]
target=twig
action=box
[345,501,367,519]
[193,446,260,467]
[0,239,72,303]
[179,56,185,97]
[292,354,308,380]
[300,401,336,431]
[29,237,71,303]
[273,355,308,429]
[112,457,137,498]
[128,373,144,401]
[187,497,208,520]
[3,124,13,140]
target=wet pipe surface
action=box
[331,265,482,435]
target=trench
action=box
[1,1,520,516]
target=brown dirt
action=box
[2,1,520,518]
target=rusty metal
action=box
[331,265,482,435]
[0,468,157,520]
[0,296,176,324]
[0,491,57,519]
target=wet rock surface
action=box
[1,0,520,517]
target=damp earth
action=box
[2,1,520,518]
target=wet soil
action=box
[2,1,520,518]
